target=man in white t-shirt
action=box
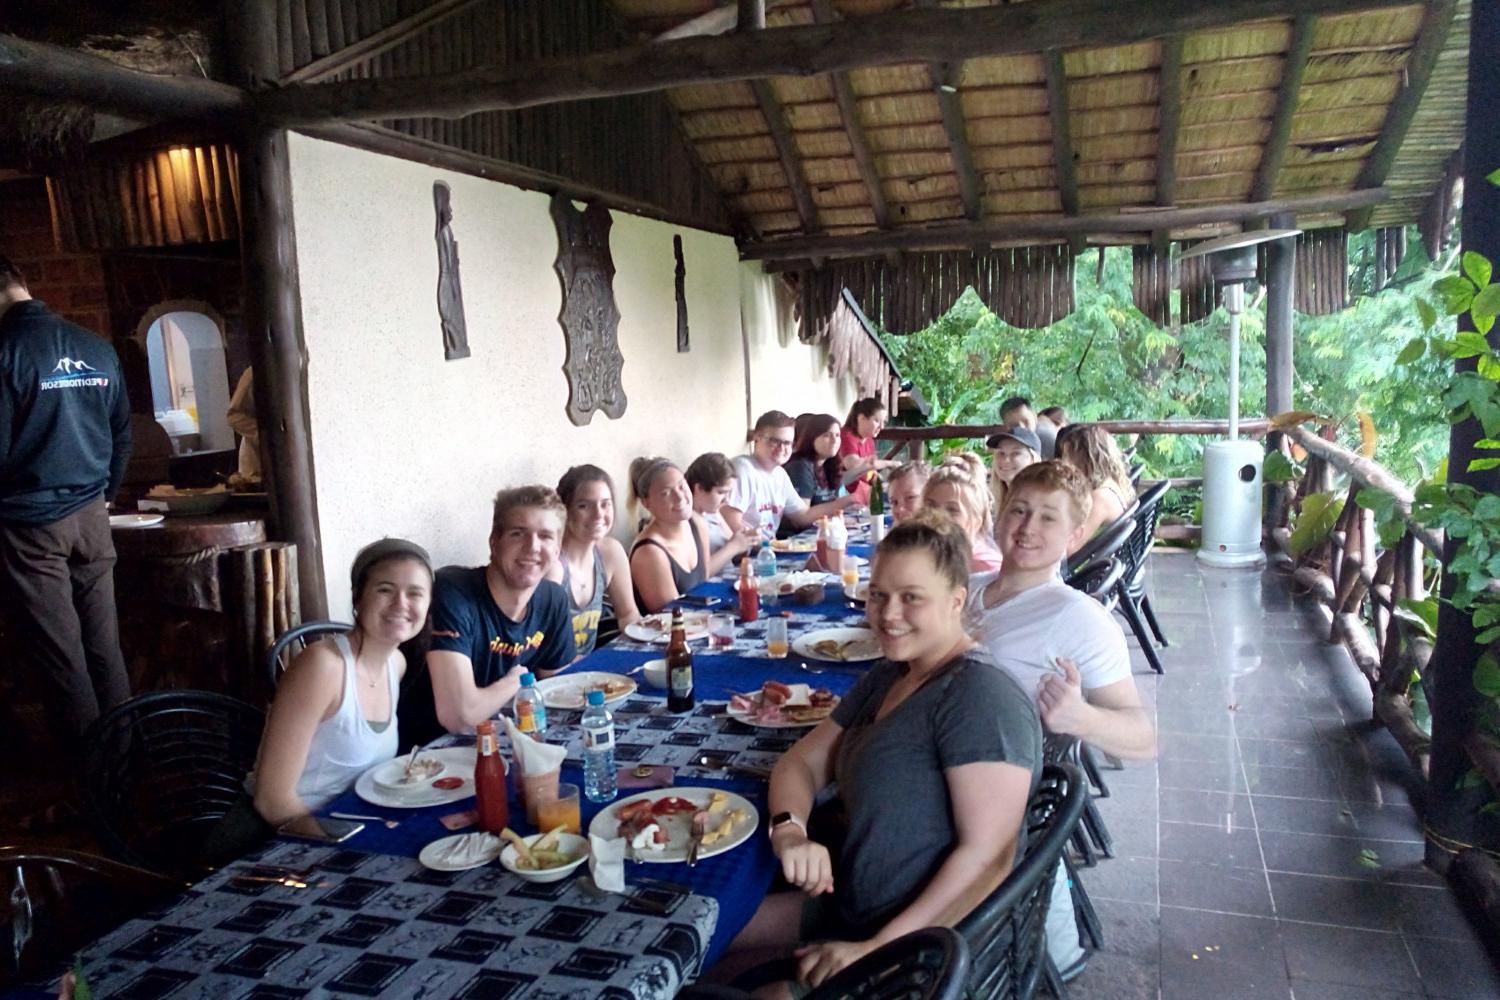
[966,459,1156,981]
[722,410,857,540]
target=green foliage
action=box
[1262,451,1303,485]
[1395,597,1440,639]
[1288,491,1345,557]
[1354,487,1408,548]
[882,233,1451,485]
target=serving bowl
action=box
[498,831,589,883]
[641,658,668,690]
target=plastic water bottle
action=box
[754,542,778,580]
[514,671,548,738]
[582,689,617,803]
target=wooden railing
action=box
[878,416,1272,462]
[1267,425,1440,777]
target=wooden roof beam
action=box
[1346,0,1458,231]
[283,0,482,83]
[810,0,890,229]
[1151,35,1183,254]
[1252,15,1318,203]
[740,187,1387,260]
[0,32,247,121]
[1043,48,1082,251]
[246,0,1431,126]
[911,0,980,222]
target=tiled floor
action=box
[1068,551,1500,1000]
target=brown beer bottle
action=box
[666,607,695,713]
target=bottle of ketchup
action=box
[737,557,759,622]
[474,720,509,834]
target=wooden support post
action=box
[1151,35,1182,255]
[930,61,982,221]
[1427,0,1500,865]
[230,0,328,619]
[752,80,821,234]
[1253,16,1315,202]
[1265,212,1296,421]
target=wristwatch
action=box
[768,811,807,840]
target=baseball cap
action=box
[985,425,1042,454]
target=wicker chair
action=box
[1061,510,1135,585]
[266,620,352,690]
[1112,479,1171,674]
[1,847,186,988]
[77,690,265,880]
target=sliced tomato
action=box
[650,796,699,816]
[431,776,464,789]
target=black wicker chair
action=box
[954,763,1088,1000]
[1,847,186,989]
[267,620,352,690]
[1113,479,1171,674]
[78,690,266,880]
[685,928,970,1000]
[1127,463,1145,490]
[1065,557,1127,612]
[1061,510,1135,585]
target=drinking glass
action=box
[522,768,560,825]
[841,561,859,590]
[766,615,789,659]
[536,782,582,834]
[709,613,736,647]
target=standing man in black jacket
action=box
[0,255,132,755]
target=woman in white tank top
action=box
[249,539,433,825]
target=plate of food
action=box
[355,746,479,808]
[794,627,882,662]
[534,671,637,710]
[498,828,589,883]
[624,612,711,643]
[727,681,839,729]
[140,484,231,516]
[589,788,758,864]
[371,749,447,790]
[420,831,503,872]
[109,513,164,528]
[770,537,817,553]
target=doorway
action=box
[135,302,232,455]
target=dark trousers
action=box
[0,497,130,752]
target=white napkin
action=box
[589,833,626,892]
[500,715,567,774]
[441,832,499,865]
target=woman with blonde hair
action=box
[628,456,712,612]
[922,452,1003,572]
[1056,423,1134,548]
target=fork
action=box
[329,812,401,829]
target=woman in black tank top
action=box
[627,457,711,612]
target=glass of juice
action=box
[709,613,736,647]
[766,614,789,659]
[536,782,582,834]
[841,560,859,590]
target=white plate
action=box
[371,754,447,790]
[726,692,841,730]
[794,626,882,662]
[419,832,502,872]
[770,537,816,553]
[355,746,479,808]
[588,787,759,864]
[534,671,638,710]
[624,612,711,644]
[843,581,870,603]
[110,513,164,528]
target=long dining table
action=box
[60,535,879,1000]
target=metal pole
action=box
[1224,282,1244,440]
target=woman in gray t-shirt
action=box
[720,511,1043,992]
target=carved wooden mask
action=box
[550,195,626,425]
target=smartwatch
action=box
[768,811,807,840]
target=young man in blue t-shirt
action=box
[423,485,576,733]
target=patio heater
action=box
[1177,229,1301,568]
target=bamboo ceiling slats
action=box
[49,142,242,252]
[1295,228,1350,314]
[821,293,903,413]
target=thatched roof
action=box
[608,0,1469,251]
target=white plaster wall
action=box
[287,133,855,617]
[740,264,856,429]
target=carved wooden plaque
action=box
[433,182,470,360]
[550,194,625,425]
[674,234,689,353]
